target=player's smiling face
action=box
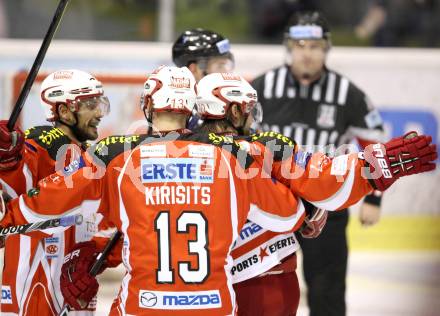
[288,39,327,83]
[74,96,110,140]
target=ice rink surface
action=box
[95,251,440,316]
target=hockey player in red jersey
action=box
[172,29,327,315]
[195,72,323,315]
[194,72,437,315]
[0,69,110,315]
[0,66,307,316]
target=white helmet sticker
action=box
[216,39,231,54]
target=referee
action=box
[252,11,385,316]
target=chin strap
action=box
[143,109,154,135]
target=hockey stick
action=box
[7,0,70,131]
[58,230,123,316]
[0,214,82,237]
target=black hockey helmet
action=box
[172,28,233,67]
[284,11,331,41]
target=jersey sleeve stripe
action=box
[22,163,34,192]
[311,160,356,210]
[117,149,135,313]
[247,199,305,232]
[16,235,31,308]
[347,126,386,143]
[18,196,100,222]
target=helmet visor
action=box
[76,96,110,116]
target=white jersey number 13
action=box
[155,211,210,284]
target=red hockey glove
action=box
[365,132,437,191]
[300,207,328,238]
[60,241,100,310]
[0,120,25,170]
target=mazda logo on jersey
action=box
[139,290,222,310]
[141,158,214,183]
[140,291,158,307]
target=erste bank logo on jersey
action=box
[139,289,221,310]
[141,158,214,183]
[1,285,12,304]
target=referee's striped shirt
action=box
[251,65,385,155]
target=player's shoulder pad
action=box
[91,134,145,166]
[195,133,254,169]
[24,125,73,160]
[249,131,296,161]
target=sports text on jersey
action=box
[141,158,214,183]
[139,290,222,310]
[231,235,296,275]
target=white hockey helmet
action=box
[140,65,197,116]
[196,73,261,122]
[40,69,109,122]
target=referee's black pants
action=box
[297,209,349,316]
